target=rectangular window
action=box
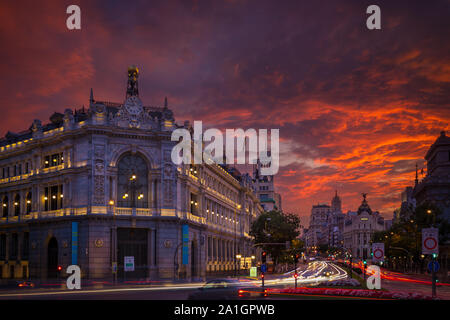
[44,153,64,168]
[22,232,29,260]
[10,233,18,260]
[50,186,58,210]
[0,234,6,260]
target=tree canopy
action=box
[249,210,302,265]
[372,201,450,260]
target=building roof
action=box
[357,193,373,215]
[425,130,450,160]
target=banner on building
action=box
[182,224,189,265]
[71,222,78,265]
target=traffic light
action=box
[294,253,299,264]
[432,253,438,259]
[363,260,367,266]
[294,272,298,279]
[57,265,62,271]
[262,251,267,264]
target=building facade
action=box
[305,191,345,250]
[0,66,264,281]
[305,204,331,249]
[343,194,385,259]
[413,131,450,221]
[252,160,282,212]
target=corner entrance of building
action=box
[47,237,58,279]
[117,228,148,280]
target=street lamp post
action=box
[234,204,241,278]
[236,254,242,278]
[427,209,438,298]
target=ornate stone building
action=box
[0,66,263,281]
[304,191,345,250]
[413,131,450,221]
[343,194,385,259]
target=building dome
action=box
[357,193,372,215]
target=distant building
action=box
[343,194,385,259]
[252,159,282,212]
[397,186,417,222]
[305,191,346,250]
[305,203,331,250]
[328,191,346,248]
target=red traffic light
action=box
[294,272,298,279]
[57,265,62,271]
[261,273,264,279]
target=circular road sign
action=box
[373,248,384,260]
[428,261,440,273]
[424,237,438,250]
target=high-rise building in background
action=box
[252,158,282,212]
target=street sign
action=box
[250,267,257,277]
[124,256,135,272]
[261,264,267,273]
[428,261,440,273]
[422,228,439,255]
[372,243,384,262]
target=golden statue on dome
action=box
[126,65,140,98]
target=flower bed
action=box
[321,278,361,287]
[273,287,439,300]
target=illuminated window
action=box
[2,196,8,217]
[44,185,63,211]
[117,153,148,208]
[26,193,32,214]
[14,194,20,216]
[44,153,64,168]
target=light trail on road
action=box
[0,261,348,299]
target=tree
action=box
[371,201,450,271]
[249,210,301,266]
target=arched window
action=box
[14,194,20,216]
[2,196,8,217]
[26,192,32,214]
[117,153,148,208]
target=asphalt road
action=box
[0,261,446,300]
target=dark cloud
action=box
[0,0,449,224]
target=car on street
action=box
[188,279,267,300]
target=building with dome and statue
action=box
[0,66,265,282]
[342,193,386,260]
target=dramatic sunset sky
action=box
[0,0,449,225]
